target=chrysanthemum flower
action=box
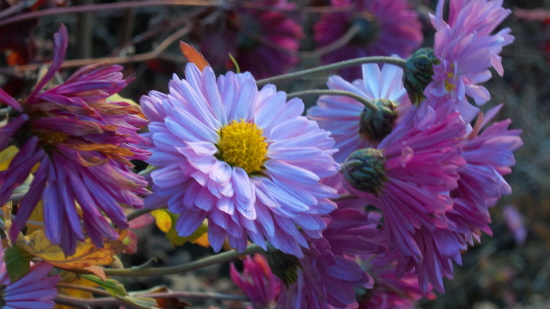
[199,0,303,79]
[314,0,422,80]
[140,63,339,257]
[426,0,513,109]
[275,208,381,309]
[0,243,61,309]
[342,101,466,292]
[308,62,411,163]
[0,25,150,255]
[230,254,281,309]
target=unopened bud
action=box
[403,47,438,104]
[342,148,386,195]
[359,99,397,143]
[266,243,301,287]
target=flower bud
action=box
[266,243,301,287]
[359,99,397,143]
[402,47,438,104]
[342,148,386,195]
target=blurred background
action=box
[0,0,548,308]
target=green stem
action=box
[103,244,265,276]
[127,208,155,222]
[257,56,406,86]
[287,89,379,112]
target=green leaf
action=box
[4,245,34,282]
[82,275,127,297]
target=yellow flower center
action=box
[216,119,268,174]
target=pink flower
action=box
[314,0,422,80]
[140,63,339,257]
[230,254,281,309]
[199,0,303,79]
[503,205,527,245]
[426,0,513,117]
[0,25,149,255]
[0,243,61,309]
[308,62,411,163]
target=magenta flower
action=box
[230,254,281,309]
[140,63,339,257]
[0,244,61,309]
[426,0,513,113]
[358,250,435,309]
[314,0,422,80]
[308,62,412,163]
[199,0,303,79]
[0,25,150,255]
[276,208,381,309]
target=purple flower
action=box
[199,0,303,79]
[308,62,412,163]
[426,0,513,115]
[314,0,422,80]
[230,254,281,309]
[0,25,150,255]
[276,208,381,309]
[503,205,527,245]
[140,63,339,257]
[0,244,61,309]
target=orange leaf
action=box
[16,229,128,269]
[179,42,209,71]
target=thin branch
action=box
[287,89,379,112]
[103,244,265,276]
[256,56,407,86]
[54,295,144,309]
[7,22,192,73]
[300,24,360,59]
[127,208,154,222]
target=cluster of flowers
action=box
[0,0,520,308]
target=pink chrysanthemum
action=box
[314,0,422,80]
[308,62,411,163]
[342,100,467,292]
[276,208,381,309]
[230,254,281,309]
[427,0,513,111]
[140,63,339,257]
[199,0,303,79]
[0,244,61,309]
[0,25,150,255]
[358,250,435,309]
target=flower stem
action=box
[287,89,379,112]
[257,56,406,85]
[103,244,265,276]
[127,208,154,222]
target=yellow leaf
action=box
[192,232,209,247]
[56,271,99,309]
[151,209,172,233]
[107,93,138,106]
[25,200,44,234]
[179,42,209,71]
[16,229,128,269]
[0,145,18,171]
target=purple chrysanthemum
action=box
[276,208,381,309]
[230,254,281,309]
[426,0,513,114]
[0,25,150,255]
[199,0,303,79]
[140,63,339,257]
[0,244,61,309]
[314,0,422,80]
[308,62,411,163]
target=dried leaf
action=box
[16,229,128,269]
[131,286,189,309]
[179,42,208,71]
[0,146,18,171]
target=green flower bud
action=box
[359,99,397,143]
[350,12,380,46]
[402,47,439,104]
[342,148,386,195]
[266,243,301,287]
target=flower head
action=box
[308,63,411,163]
[230,254,281,309]
[199,0,303,79]
[314,0,422,80]
[140,63,339,257]
[0,243,61,309]
[0,25,150,255]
